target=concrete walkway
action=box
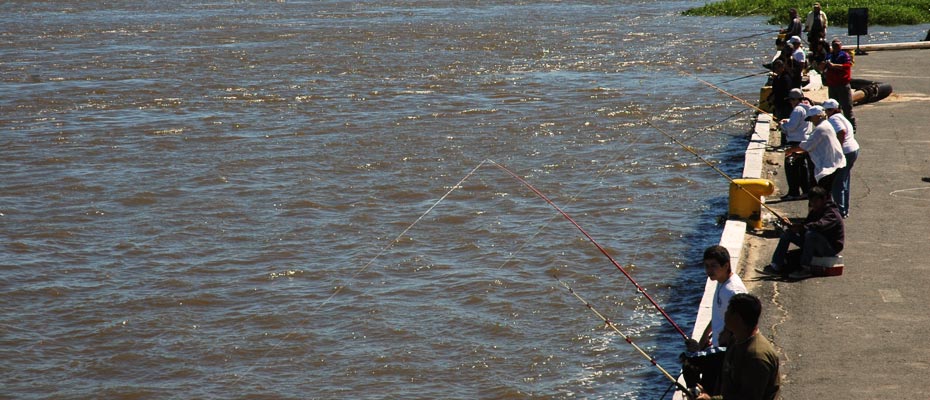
[743,48,930,399]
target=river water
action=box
[1,1,925,399]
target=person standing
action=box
[786,36,805,89]
[695,293,780,400]
[821,39,855,128]
[823,99,859,218]
[777,8,802,48]
[682,245,748,396]
[804,3,828,46]
[786,106,846,193]
[779,89,812,200]
[770,59,794,119]
[780,8,802,38]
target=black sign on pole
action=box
[848,8,869,55]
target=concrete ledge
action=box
[742,114,771,179]
[672,115,767,399]
[690,219,747,340]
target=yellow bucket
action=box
[729,178,775,230]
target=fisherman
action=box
[808,37,829,78]
[785,106,846,195]
[787,36,805,89]
[804,2,828,46]
[764,186,844,278]
[681,245,747,395]
[821,39,855,128]
[779,88,812,200]
[823,99,859,218]
[769,59,794,119]
[695,293,780,400]
[778,8,802,42]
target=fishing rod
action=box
[553,276,696,400]
[733,30,780,41]
[638,115,792,227]
[717,70,771,85]
[489,159,690,341]
[679,69,771,116]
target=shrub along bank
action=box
[684,0,930,26]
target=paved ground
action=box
[740,48,930,399]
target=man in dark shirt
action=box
[763,186,844,278]
[769,59,794,119]
[696,293,780,400]
[779,8,802,39]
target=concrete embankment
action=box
[679,48,930,399]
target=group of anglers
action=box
[672,4,858,399]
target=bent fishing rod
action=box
[638,116,792,227]
[489,160,690,341]
[554,277,696,400]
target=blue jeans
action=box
[832,149,859,217]
[771,229,838,269]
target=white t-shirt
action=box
[792,47,806,65]
[801,120,847,180]
[828,113,860,154]
[711,273,747,347]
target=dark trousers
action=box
[785,150,814,196]
[828,84,855,123]
[682,349,726,395]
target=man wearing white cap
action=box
[779,88,812,200]
[787,36,806,89]
[786,106,846,193]
[823,99,859,218]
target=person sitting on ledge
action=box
[681,245,747,396]
[763,186,844,279]
[695,293,780,400]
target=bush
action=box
[684,0,930,26]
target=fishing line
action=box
[733,29,781,41]
[680,108,750,142]
[315,159,489,310]
[717,6,763,30]
[635,109,792,226]
[553,276,695,399]
[489,128,650,272]
[490,159,690,340]
[680,69,771,116]
[227,159,489,386]
[716,70,771,85]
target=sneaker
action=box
[789,267,813,280]
[759,263,783,275]
[780,194,801,201]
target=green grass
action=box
[683,0,930,26]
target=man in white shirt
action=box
[681,245,747,396]
[786,106,846,194]
[779,88,812,200]
[823,99,859,218]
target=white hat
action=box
[787,88,804,100]
[822,99,840,110]
[788,36,802,45]
[805,105,826,120]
